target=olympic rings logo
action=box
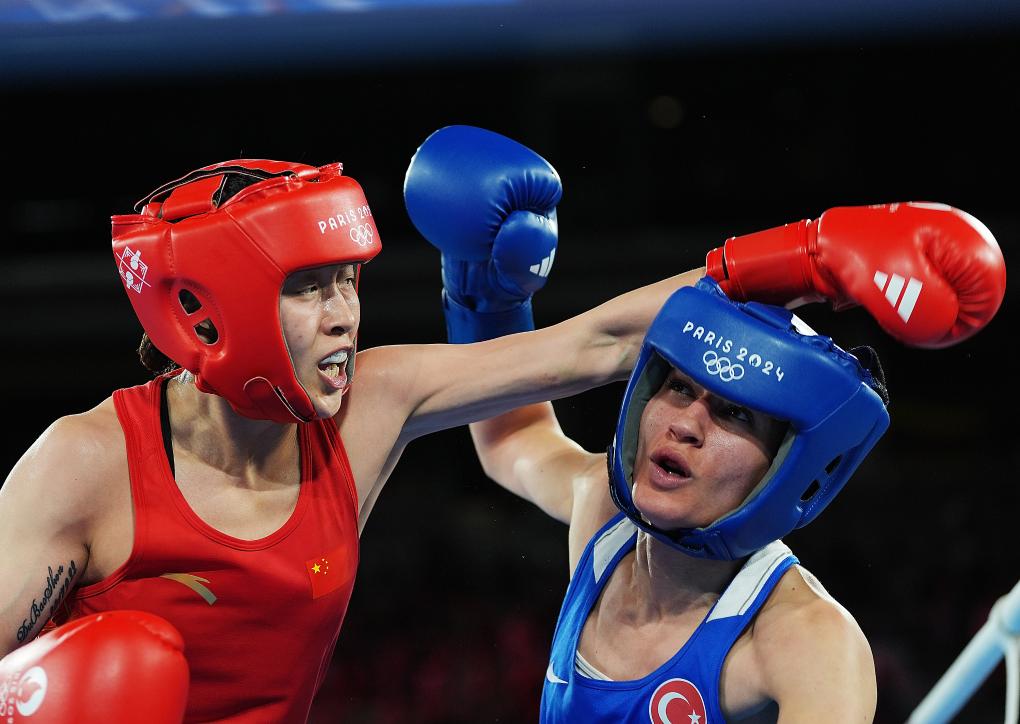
[350,224,375,247]
[703,350,744,382]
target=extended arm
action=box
[335,272,701,528]
[395,124,703,435]
[348,126,1005,535]
[382,265,705,440]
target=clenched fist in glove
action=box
[0,611,188,724]
[706,202,1006,348]
[404,125,561,343]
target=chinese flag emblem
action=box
[305,546,352,599]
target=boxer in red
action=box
[0,127,1006,723]
[0,142,699,724]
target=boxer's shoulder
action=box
[753,565,859,639]
[49,396,125,470]
[20,396,129,522]
[719,565,872,720]
[742,565,872,699]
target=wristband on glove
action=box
[443,291,535,343]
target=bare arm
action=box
[341,267,702,525]
[468,403,591,523]
[468,404,619,575]
[395,267,705,440]
[0,407,119,657]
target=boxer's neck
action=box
[166,374,298,483]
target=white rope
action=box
[995,596,1020,724]
[909,579,1020,724]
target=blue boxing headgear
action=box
[608,277,889,560]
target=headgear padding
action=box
[608,277,889,560]
[111,159,381,423]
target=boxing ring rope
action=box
[909,578,1020,724]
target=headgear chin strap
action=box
[111,159,381,423]
[608,277,889,560]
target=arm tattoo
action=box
[15,560,79,643]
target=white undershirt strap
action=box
[575,650,614,681]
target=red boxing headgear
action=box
[111,159,382,423]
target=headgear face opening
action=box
[608,277,890,560]
[111,159,382,423]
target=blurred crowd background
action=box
[2,2,1018,721]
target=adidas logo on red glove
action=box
[706,202,1006,348]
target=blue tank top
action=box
[540,512,797,724]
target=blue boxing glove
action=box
[404,125,561,343]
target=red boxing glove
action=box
[0,611,189,724]
[706,202,1007,348]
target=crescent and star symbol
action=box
[650,678,708,724]
[658,693,701,724]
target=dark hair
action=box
[849,345,890,405]
[138,333,179,376]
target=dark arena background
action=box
[2,1,1019,721]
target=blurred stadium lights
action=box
[0,0,513,22]
[2,0,1020,82]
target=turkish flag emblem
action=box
[305,545,354,599]
[648,678,708,724]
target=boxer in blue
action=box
[470,281,888,723]
[405,126,1006,723]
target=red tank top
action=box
[59,375,359,723]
